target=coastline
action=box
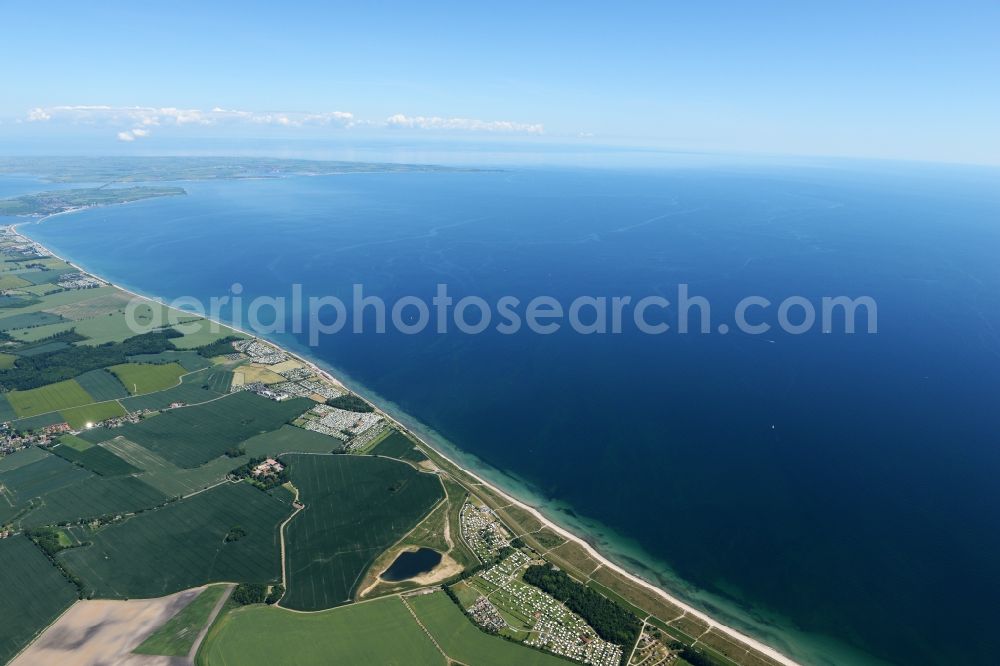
[11,217,801,666]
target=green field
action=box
[40,291,130,320]
[129,350,213,371]
[408,591,572,666]
[0,311,66,331]
[0,455,91,522]
[119,367,233,411]
[17,267,76,285]
[0,274,31,290]
[5,378,95,418]
[197,596,443,666]
[0,394,16,422]
[10,341,70,358]
[134,584,230,657]
[2,442,160,529]
[59,400,127,429]
[101,392,312,468]
[20,475,167,528]
[58,482,290,598]
[100,436,247,497]
[17,284,63,297]
[171,324,236,350]
[110,362,187,394]
[0,291,39,306]
[370,429,430,463]
[72,307,173,346]
[400,497,450,554]
[10,411,66,432]
[58,434,93,451]
[50,440,139,476]
[0,445,50,473]
[0,535,79,665]
[6,320,75,343]
[0,285,118,318]
[74,368,130,401]
[281,454,444,610]
[0,352,17,369]
[241,424,343,457]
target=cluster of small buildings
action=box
[1,429,44,456]
[256,386,293,401]
[296,378,343,400]
[109,410,151,425]
[467,596,506,632]
[233,339,287,365]
[1,422,71,456]
[474,550,623,666]
[232,381,292,401]
[2,408,145,450]
[42,422,72,435]
[528,616,623,666]
[343,421,387,453]
[267,378,345,401]
[257,366,345,401]
[251,458,285,478]
[0,230,46,259]
[270,381,315,398]
[234,377,344,403]
[301,404,382,441]
[278,366,313,381]
[460,501,512,559]
[458,507,623,666]
[479,547,530,583]
[228,349,349,407]
[56,272,105,290]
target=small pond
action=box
[381,548,442,581]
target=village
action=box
[460,500,514,560]
[0,230,46,259]
[0,422,61,457]
[221,337,389,452]
[458,500,625,666]
[297,403,384,448]
[54,272,105,290]
[232,338,288,366]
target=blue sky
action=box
[2,1,999,164]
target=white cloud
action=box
[386,113,543,134]
[27,105,358,140]
[24,105,544,140]
[117,127,150,142]
[27,108,52,122]
[26,105,359,128]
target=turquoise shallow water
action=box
[13,162,1000,665]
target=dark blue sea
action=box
[13,161,1000,665]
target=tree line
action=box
[522,563,642,647]
[232,582,283,605]
[0,328,182,391]
[325,394,374,412]
[195,335,241,358]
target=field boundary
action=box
[186,583,234,663]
